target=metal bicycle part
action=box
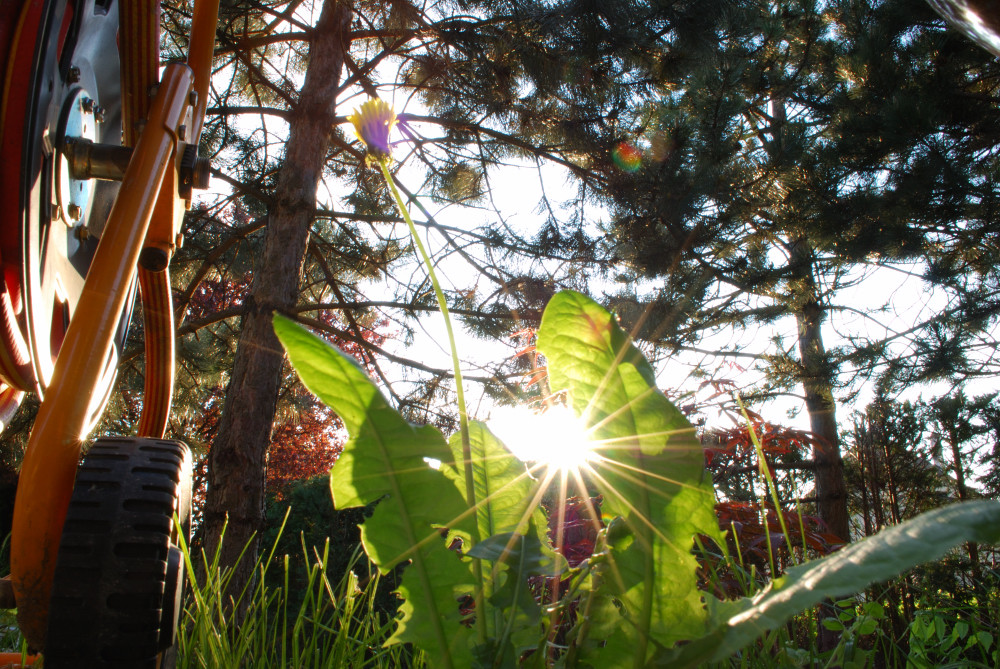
[0,0,134,428]
[44,437,193,668]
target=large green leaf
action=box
[653,500,1000,667]
[536,290,720,667]
[444,421,547,544]
[273,314,474,668]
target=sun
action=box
[488,405,598,473]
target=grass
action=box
[177,519,423,668]
[0,511,994,667]
[0,522,422,668]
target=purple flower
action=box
[348,98,397,159]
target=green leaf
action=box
[653,500,1000,666]
[862,601,884,620]
[467,531,563,577]
[273,314,474,668]
[536,290,720,666]
[466,528,558,667]
[856,618,878,636]
[472,639,519,669]
[822,618,845,632]
[443,421,548,544]
[474,532,549,627]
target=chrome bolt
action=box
[189,91,198,108]
[67,66,81,83]
[75,225,89,241]
[41,128,53,156]
[67,204,82,222]
[93,106,105,123]
[81,97,96,113]
[178,124,187,141]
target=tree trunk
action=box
[201,0,351,599]
[788,240,850,653]
[945,425,983,585]
[789,240,849,544]
[856,426,875,536]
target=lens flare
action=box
[488,405,597,473]
[612,141,643,172]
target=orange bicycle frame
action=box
[9,0,220,651]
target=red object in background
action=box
[548,495,604,568]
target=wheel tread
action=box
[45,436,191,669]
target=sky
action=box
[190,7,1000,479]
[364,130,1000,463]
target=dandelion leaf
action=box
[468,528,557,663]
[444,422,558,651]
[537,290,720,666]
[274,314,474,668]
[443,421,548,544]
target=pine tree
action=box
[546,0,1000,542]
[846,395,945,537]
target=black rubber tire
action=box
[44,437,192,668]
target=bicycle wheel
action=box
[0,0,134,427]
[44,437,192,668]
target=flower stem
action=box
[377,157,486,643]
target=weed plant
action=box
[172,522,998,668]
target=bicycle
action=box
[0,0,218,665]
